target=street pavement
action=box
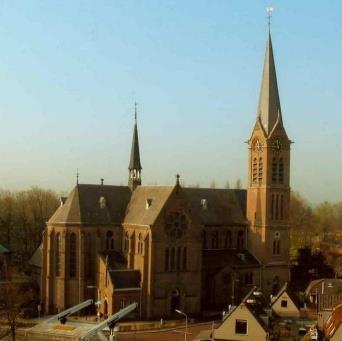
[117,322,218,341]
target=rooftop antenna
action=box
[266,6,274,32]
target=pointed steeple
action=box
[257,33,282,135]
[128,103,142,190]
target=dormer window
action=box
[201,199,208,210]
[146,198,152,209]
[99,196,106,209]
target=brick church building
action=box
[40,32,291,319]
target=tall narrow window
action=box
[182,247,187,270]
[202,231,207,249]
[280,195,284,220]
[138,233,143,255]
[258,157,263,182]
[279,158,284,184]
[272,157,277,183]
[164,248,169,272]
[69,232,76,278]
[177,247,181,270]
[273,232,281,255]
[275,195,279,220]
[225,231,232,249]
[237,230,244,249]
[106,231,114,250]
[211,231,218,249]
[55,233,61,277]
[170,247,175,271]
[271,194,275,220]
[252,158,258,183]
[124,232,129,252]
[85,233,92,278]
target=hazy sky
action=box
[0,1,341,204]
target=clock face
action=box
[253,139,264,152]
[272,138,282,152]
[165,211,188,240]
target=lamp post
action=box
[175,309,188,341]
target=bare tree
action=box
[210,180,216,189]
[224,180,230,189]
[235,178,242,189]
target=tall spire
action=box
[257,33,282,135]
[128,103,142,190]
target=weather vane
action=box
[266,6,274,32]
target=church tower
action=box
[128,105,142,191]
[247,33,291,296]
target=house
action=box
[305,279,342,311]
[324,303,342,340]
[211,287,271,340]
[271,282,301,317]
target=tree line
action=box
[0,187,59,268]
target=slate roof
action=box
[202,249,260,271]
[123,186,175,226]
[221,286,269,333]
[48,184,131,225]
[258,33,282,135]
[99,251,127,270]
[128,120,142,170]
[109,269,141,289]
[29,243,43,268]
[47,183,247,228]
[0,244,10,254]
[183,188,247,226]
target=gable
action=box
[214,304,267,340]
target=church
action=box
[40,31,291,319]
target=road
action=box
[116,322,218,341]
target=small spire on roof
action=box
[101,178,104,185]
[176,174,180,186]
[76,169,80,185]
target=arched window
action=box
[69,232,77,278]
[252,157,258,183]
[177,247,181,270]
[106,231,114,250]
[202,231,207,249]
[124,232,130,252]
[225,231,232,249]
[272,157,277,183]
[237,230,244,249]
[211,231,219,249]
[55,233,61,277]
[165,248,169,272]
[279,158,284,184]
[273,232,281,255]
[170,247,175,271]
[85,233,92,278]
[182,247,187,270]
[258,157,263,182]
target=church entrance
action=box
[171,288,180,313]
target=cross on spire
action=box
[266,6,274,32]
[134,102,137,122]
